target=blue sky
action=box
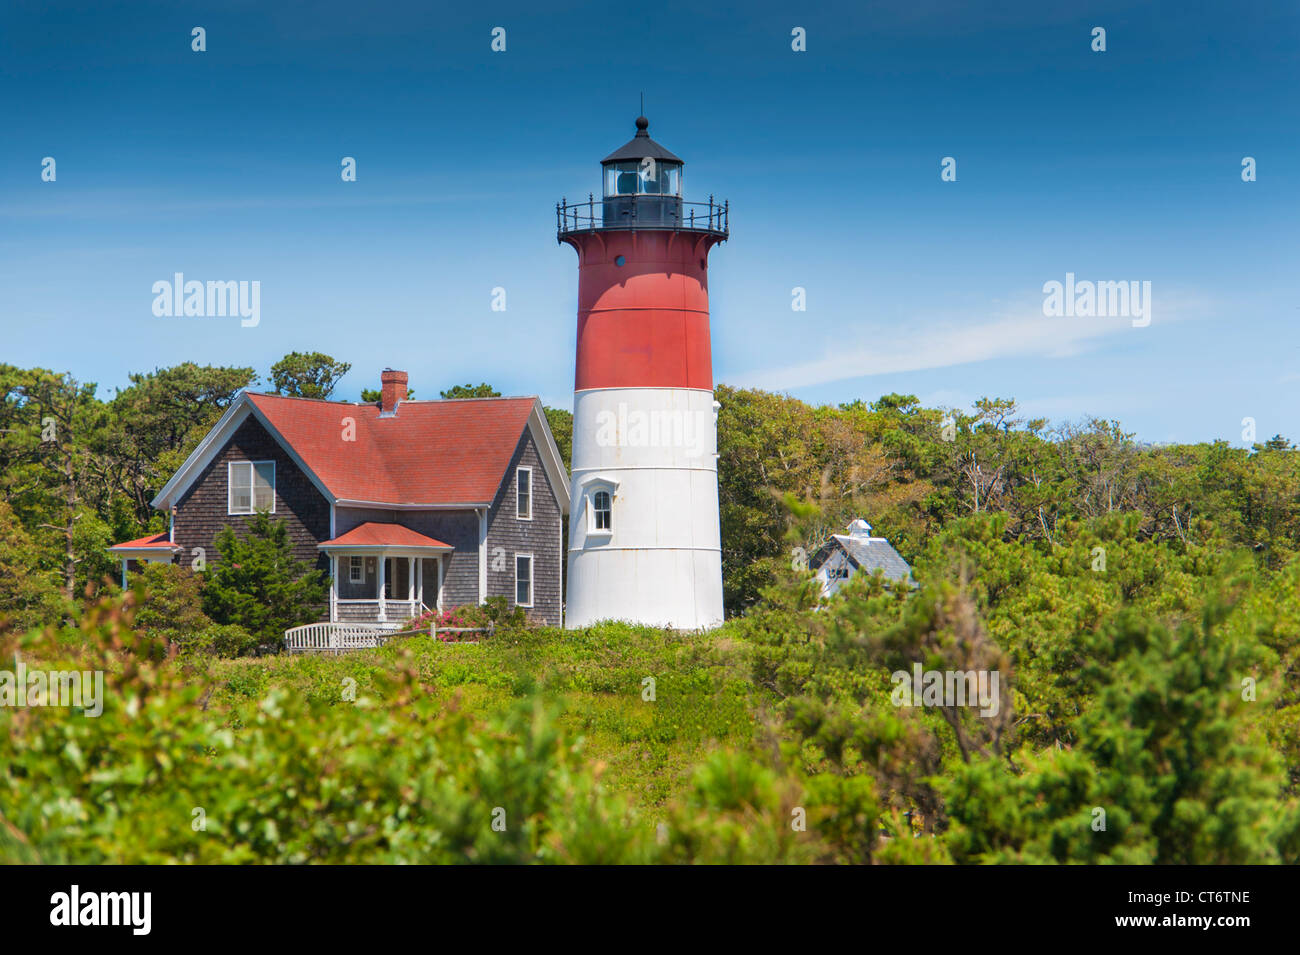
[2,0,1296,443]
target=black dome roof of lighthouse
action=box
[600,117,684,165]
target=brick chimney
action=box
[380,369,408,415]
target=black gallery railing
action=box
[557,195,729,238]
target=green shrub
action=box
[202,513,327,646]
[0,596,812,864]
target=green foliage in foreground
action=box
[202,619,759,811]
[129,563,257,659]
[0,603,815,863]
[944,601,1291,863]
[755,516,1300,863]
[4,514,1300,864]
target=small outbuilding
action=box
[810,520,913,598]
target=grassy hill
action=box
[207,624,763,810]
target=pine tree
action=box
[201,513,327,646]
[943,596,1290,863]
[0,499,63,632]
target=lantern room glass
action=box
[603,161,682,197]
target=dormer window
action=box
[577,474,618,539]
[228,461,275,514]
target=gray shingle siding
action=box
[173,416,331,576]
[484,430,564,626]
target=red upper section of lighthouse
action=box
[559,117,727,393]
[567,230,722,391]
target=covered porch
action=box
[319,522,453,627]
[109,532,181,586]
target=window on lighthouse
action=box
[592,490,612,531]
[657,163,681,195]
[603,161,682,197]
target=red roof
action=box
[246,393,536,505]
[110,532,178,551]
[319,522,452,549]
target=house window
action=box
[516,466,532,520]
[515,553,533,607]
[591,490,611,532]
[228,461,275,514]
[349,556,364,583]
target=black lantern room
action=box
[600,116,682,229]
[557,117,727,238]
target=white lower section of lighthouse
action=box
[566,387,723,630]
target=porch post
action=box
[477,507,488,605]
[121,559,128,590]
[377,554,387,622]
[329,553,338,622]
[408,555,415,613]
[436,555,444,611]
[417,558,424,610]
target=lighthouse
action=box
[557,117,728,630]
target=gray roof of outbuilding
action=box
[601,117,684,164]
[825,535,913,582]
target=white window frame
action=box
[588,488,612,535]
[227,460,275,515]
[515,552,533,608]
[516,466,532,520]
[349,555,364,583]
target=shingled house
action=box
[109,370,569,627]
[810,519,913,599]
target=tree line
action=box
[715,387,1298,612]
[1,355,1295,633]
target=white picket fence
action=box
[284,622,397,654]
[285,619,495,654]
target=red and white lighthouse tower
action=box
[558,117,728,630]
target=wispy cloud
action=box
[727,292,1204,391]
[0,190,503,219]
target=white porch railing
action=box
[333,599,428,624]
[284,622,396,654]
